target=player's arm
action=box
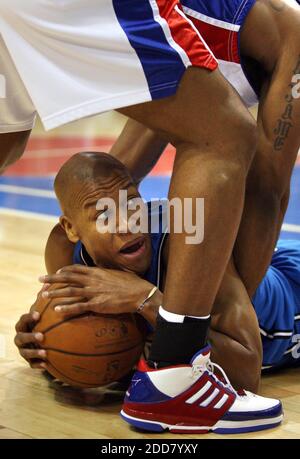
[44,223,75,275]
[234,0,300,295]
[110,118,168,183]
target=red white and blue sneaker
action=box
[120,345,283,434]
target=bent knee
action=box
[187,114,257,175]
[212,94,258,173]
[233,116,258,172]
[217,119,258,182]
[215,106,258,172]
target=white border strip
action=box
[182,5,240,32]
[0,207,58,223]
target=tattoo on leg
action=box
[273,55,300,151]
[269,0,286,12]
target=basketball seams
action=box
[46,343,144,387]
[44,342,144,357]
[39,312,91,334]
[45,362,105,388]
[39,312,141,336]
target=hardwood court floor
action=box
[1,212,300,439]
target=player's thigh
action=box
[118,66,257,165]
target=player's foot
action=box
[120,345,283,434]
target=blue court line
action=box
[0,176,171,216]
[0,193,60,215]
[0,176,55,190]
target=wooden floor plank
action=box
[0,428,33,439]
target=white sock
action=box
[159,306,210,323]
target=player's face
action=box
[74,174,152,275]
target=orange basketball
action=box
[32,284,146,388]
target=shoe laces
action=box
[192,359,245,399]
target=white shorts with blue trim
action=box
[0,0,217,132]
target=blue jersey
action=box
[253,240,300,369]
[73,200,300,369]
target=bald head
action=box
[54,151,132,216]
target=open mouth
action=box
[120,237,146,257]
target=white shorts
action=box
[0,0,217,132]
[0,36,36,133]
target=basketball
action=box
[32,284,146,388]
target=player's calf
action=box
[209,329,262,393]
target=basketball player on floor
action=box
[1,0,300,432]
[15,151,300,380]
[16,151,300,433]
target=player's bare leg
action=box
[97,97,283,431]
[118,66,257,317]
